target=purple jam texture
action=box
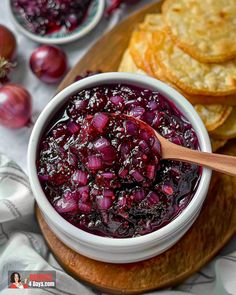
[37,84,200,238]
[13,0,91,35]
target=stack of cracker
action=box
[118,0,236,152]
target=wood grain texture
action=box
[36,147,236,294]
[36,1,236,294]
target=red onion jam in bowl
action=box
[28,73,212,263]
[8,0,105,44]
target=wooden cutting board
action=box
[36,1,236,294]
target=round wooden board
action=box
[36,1,236,294]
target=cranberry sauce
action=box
[37,84,200,238]
[13,0,91,35]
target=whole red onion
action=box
[0,25,17,61]
[0,84,32,128]
[0,25,17,84]
[30,45,68,84]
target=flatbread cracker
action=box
[145,41,165,79]
[129,30,154,71]
[139,14,165,31]
[154,30,236,96]
[118,49,147,75]
[129,14,165,71]
[162,0,236,63]
[195,104,233,131]
[146,41,236,105]
[211,108,236,139]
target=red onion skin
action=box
[0,25,17,61]
[0,84,32,128]
[30,45,68,84]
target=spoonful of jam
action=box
[80,112,236,178]
[76,112,162,188]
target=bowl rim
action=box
[28,72,212,247]
[7,0,105,45]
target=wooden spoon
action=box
[123,114,236,177]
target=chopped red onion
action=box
[96,195,113,210]
[92,112,109,132]
[133,189,145,201]
[38,174,49,182]
[151,137,161,155]
[147,191,159,205]
[100,146,117,163]
[146,164,156,180]
[94,137,110,152]
[100,172,116,179]
[110,96,124,106]
[162,184,173,196]
[78,186,90,202]
[118,168,128,178]
[68,152,77,166]
[171,136,182,145]
[103,189,114,197]
[147,100,158,111]
[131,170,144,182]
[130,106,145,118]
[54,192,78,213]
[87,155,102,170]
[67,121,80,134]
[78,202,92,213]
[117,196,126,207]
[124,120,138,135]
[143,111,155,125]
[120,142,130,158]
[139,140,149,153]
[72,170,88,186]
[75,99,88,111]
[152,113,164,128]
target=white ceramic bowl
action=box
[8,0,105,44]
[28,73,212,263]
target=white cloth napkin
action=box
[0,155,236,295]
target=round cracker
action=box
[210,137,228,152]
[154,30,236,96]
[129,14,165,72]
[145,40,165,79]
[139,14,165,31]
[118,49,147,75]
[211,108,236,139]
[194,104,233,131]
[129,29,153,71]
[162,0,236,63]
[146,40,236,105]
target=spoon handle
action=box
[162,143,236,177]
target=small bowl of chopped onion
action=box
[8,0,105,44]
